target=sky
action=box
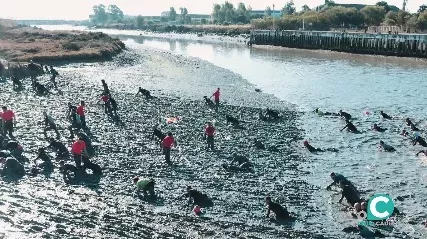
[0,0,424,20]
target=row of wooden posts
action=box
[249,30,427,58]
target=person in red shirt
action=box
[2,106,16,137]
[210,88,220,111]
[100,94,111,114]
[77,101,86,129]
[162,132,177,164]
[204,122,215,150]
[72,137,87,169]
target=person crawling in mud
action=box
[303,140,338,153]
[46,138,69,158]
[152,125,166,146]
[11,75,22,90]
[222,163,254,173]
[266,108,280,119]
[265,196,293,220]
[136,87,152,100]
[326,172,357,191]
[380,111,392,119]
[81,155,102,175]
[339,110,352,121]
[0,156,25,177]
[59,160,78,181]
[33,148,54,172]
[406,118,420,131]
[4,140,23,158]
[413,135,427,147]
[34,81,51,95]
[378,140,396,152]
[338,181,361,206]
[314,108,340,116]
[372,124,387,132]
[133,177,155,198]
[203,96,215,108]
[184,186,212,207]
[226,115,240,127]
[340,119,359,133]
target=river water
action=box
[33,25,427,238]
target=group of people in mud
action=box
[303,107,427,234]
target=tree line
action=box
[252,1,427,32]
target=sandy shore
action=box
[0,26,125,63]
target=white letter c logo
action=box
[370,196,390,219]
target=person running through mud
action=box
[0,156,25,177]
[71,137,87,169]
[372,123,387,132]
[133,177,155,197]
[204,122,215,150]
[413,135,427,147]
[135,87,152,100]
[341,119,359,133]
[406,118,420,131]
[59,160,78,181]
[210,88,220,112]
[326,172,357,191]
[184,186,212,206]
[68,107,81,139]
[162,132,176,164]
[303,140,339,153]
[43,111,60,139]
[45,138,69,158]
[338,181,361,206]
[265,196,292,220]
[101,80,110,96]
[378,140,396,152]
[4,140,23,158]
[380,111,392,120]
[339,110,352,121]
[2,106,16,138]
[49,66,59,88]
[77,101,87,129]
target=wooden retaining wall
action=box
[250,30,427,58]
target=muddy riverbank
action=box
[0,44,332,238]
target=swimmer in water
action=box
[372,124,387,132]
[415,150,427,156]
[380,111,392,120]
[265,196,292,220]
[413,135,427,147]
[303,140,339,153]
[339,110,352,121]
[379,140,396,152]
[400,130,409,137]
[314,108,339,116]
[326,172,357,191]
[338,181,361,206]
[406,118,420,131]
[341,119,359,133]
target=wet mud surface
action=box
[0,48,327,238]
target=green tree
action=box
[107,5,124,22]
[384,11,398,25]
[90,4,108,24]
[418,5,427,13]
[169,7,177,21]
[223,1,235,23]
[212,4,224,23]
[265,6,272,16]
[179,7,188,23]
[135,15,144,28]
[397,10,410,27]
[375,1,391,13]
[281,0,296,16]
[360,5,385,26]
[417,12,427,30]
[302,5,311,12]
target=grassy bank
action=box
[0,26,125,63]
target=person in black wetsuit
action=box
[380,111,392,119]
[379,140,396,152]
[4,140,23,157]
[66,103,77,120]
[338,181,361,206]
[254,138,266,150]
[68,107,81,139]
[152,125,166,146]
[34,81,51,95]
[49,66,59,88]
[341,119,359,133]
[303,140,323,152]
[108,97,118,117]
[416,150,427,156]
[11,75,22,90]
[34,148,54,172]
[43,111,60,139]
[327,172,357,191]
[372,124,387,132]
[406,118,420,131]
[59,160,78,181]
[413,135,427,147]
[184,186,212,206]
[0,157,25,177]
[101,80,110,96]
[265,196,292,220]
[45,138,69,158]
[265,108,280,120]
[314,108,340,116]
[136,87,152,100]
[339,110,352,121]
